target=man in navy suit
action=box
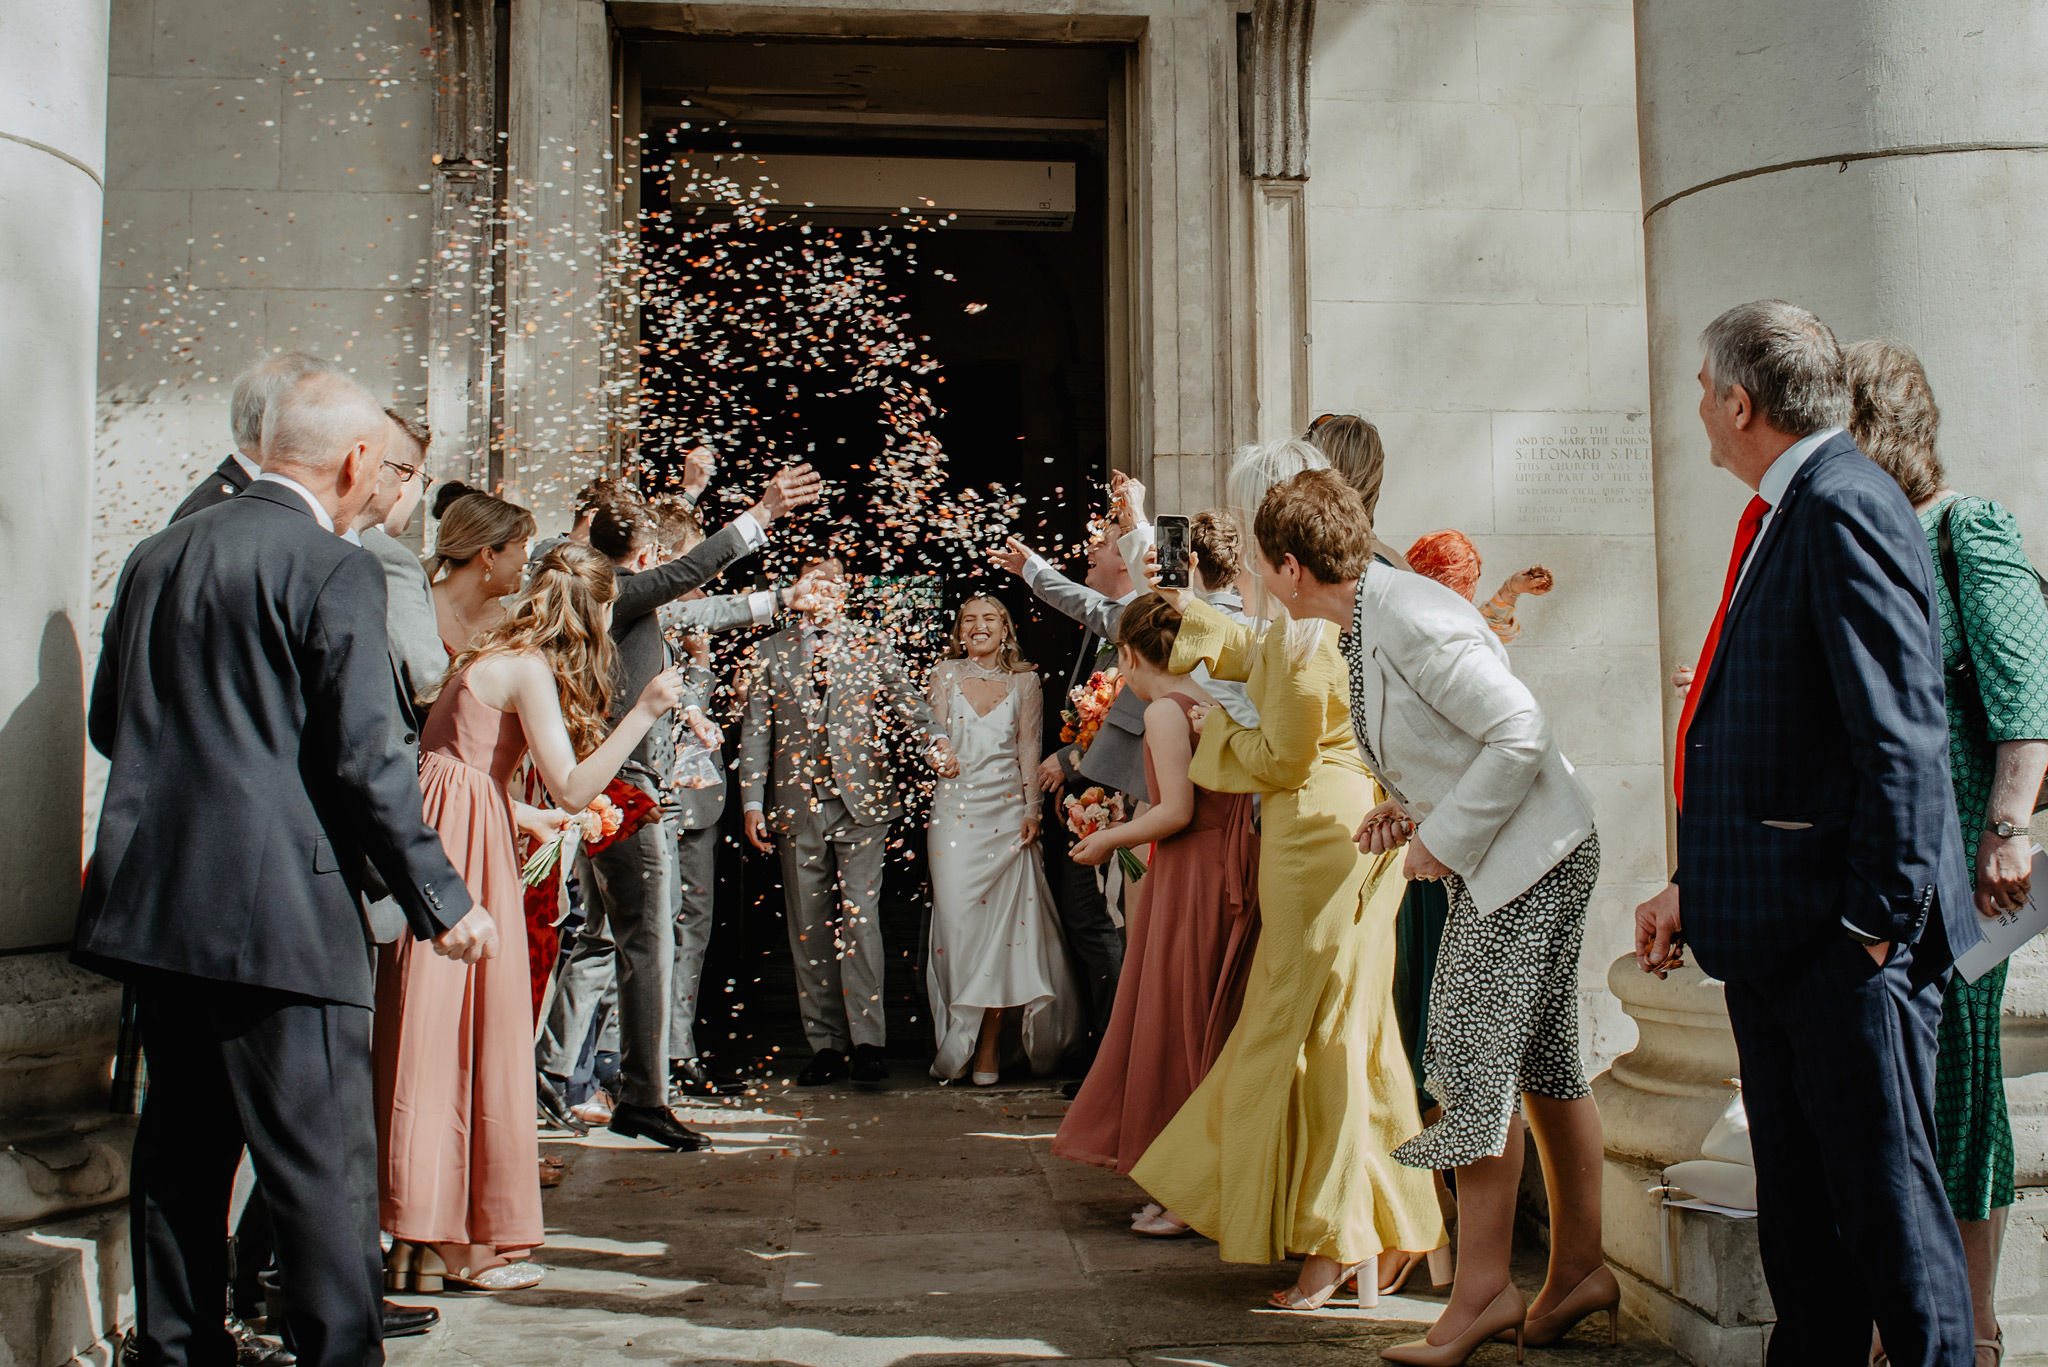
[1635,301,1978,1367]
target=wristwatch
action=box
[1989,819,2029,840]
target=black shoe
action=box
[119,1330,141,1367]
[796,1048,849,1086]
[608,1102,707,1151]
[849,1043,889,1084]
[536,1072,587,1136]
[669,1057,742,1098]
[230,1317,295,1367]
[381,1300,439,1339]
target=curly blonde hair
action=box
[944,594,1032,672]
[445,542,619,756]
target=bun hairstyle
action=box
[445,542,620,757]
[431,479,480,520]
[429,491,538,579]
[1115,591,1183,670]
[1406,529,1482,601]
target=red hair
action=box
[1406,530,1481,601]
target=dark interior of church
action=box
[622,35,1121,1074]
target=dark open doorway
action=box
[621,35,1120,1078]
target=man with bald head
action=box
[169,350,332,523]
[80,370,493,1366]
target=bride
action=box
[925,594,1083,1084]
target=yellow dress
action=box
[1129,599,1443,1264]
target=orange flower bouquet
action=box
[1060,668,1123,750]
[520,792,630,887]
[1061,785,1147,881]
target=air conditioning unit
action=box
[672,153,1076,232]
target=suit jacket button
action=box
[404,733,417,745]
[1384,769,1402,784]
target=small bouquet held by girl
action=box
[1061,669,1123,750]
[520,784,659,886]
[1063,785,1147,882]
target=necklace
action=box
[957,656,1007,679]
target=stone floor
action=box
[382,1076,1685,1367]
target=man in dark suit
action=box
[168,351,330,523]
[995,528,1138,1065]
[536,466,820,1146]
[1634,300,1978,1367]
[80,370,496,1367]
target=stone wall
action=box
[1306,0,1660,1068]
[96,0,436,604]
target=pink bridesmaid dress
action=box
[372,669,543,1254]
[1051,692,1261,1173]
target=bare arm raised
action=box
[466,650,681,812]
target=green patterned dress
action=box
[1921,494,2048,1221]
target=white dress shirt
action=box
[254,471,338,534]
[231,451,261,482]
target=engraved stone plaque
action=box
[1493,413,1653,535]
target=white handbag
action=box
[1699,1092,1753,1166]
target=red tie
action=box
[1674,495,1770,809]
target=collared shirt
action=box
[231,451,261,481]
[1731,426,1842,598]
[254,471,338,534]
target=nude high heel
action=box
[1517,1266,1621,1348]
[1381,1284,1527,1365]
[382,1240,417,1292]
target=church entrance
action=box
[621,34,1121,1078]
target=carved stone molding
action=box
[430,0,497,169]
[427,1,502,483]
[1241,0,1314,181]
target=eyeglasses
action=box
[383,460,435,492]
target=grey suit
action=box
[1022,558,1147,798]
[1018,559,1137,1044]
[739,623,938,1053]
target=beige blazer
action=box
[1348,562,1595,915]
[738,624,938,833]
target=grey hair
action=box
[229,351,333,453]
[1699,300,1851,436]
[261,371,389,473]
[1226,437,1329,521]
[1224,437,1329,666]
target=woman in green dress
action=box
[1848,339,2048,1367]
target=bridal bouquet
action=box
[1060,668,1123,750]
[1063,786,1147,881]
[520,790,640,887]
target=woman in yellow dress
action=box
[1130,440,1443,1309]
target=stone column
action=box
[0,1,133,1362]
[1241,0,1313,445]
[1620,2,2048,1360]
[503,0,620,532]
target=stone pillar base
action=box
[1605,1155,1771,1365]
[0,1202,130,1367]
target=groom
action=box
[739,555,954,1085]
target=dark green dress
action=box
[1920,494,2048,1221]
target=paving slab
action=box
[383,1086,1686,1367]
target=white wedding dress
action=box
[924,661,1083,1080]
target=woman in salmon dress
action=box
[374,543,682,1292]
[1050,594,1260,1200]
[1129,441,1443,1310]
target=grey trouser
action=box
[668,821,718,1062]
[775,794,890,1053]
[536,812,675,1109]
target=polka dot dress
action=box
[1393,835,1599,1170]
[1340,598,1601,1172]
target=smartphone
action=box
[1155,514,1191,590]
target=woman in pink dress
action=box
[374,543,682,1292]
[1049,593,1260,1221]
